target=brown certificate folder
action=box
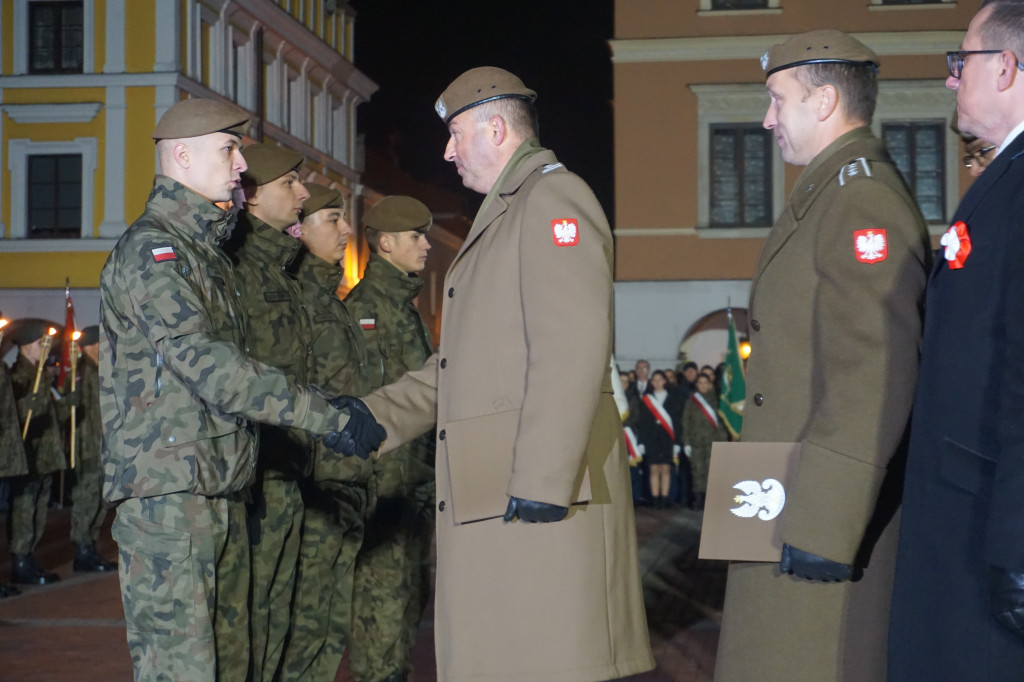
[698,441,801,562]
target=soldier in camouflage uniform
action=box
[346,196,436,682]
[67,325,116,573]
[7,320,71,585]
[99,98,384,682]
[279,183,375,681]
[223,143,312,682]
[0,311,29,598]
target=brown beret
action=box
[303,184,345,218]
[79,325,100,347]
[8,319,60,347]
[364,196,432,233]
[761,30,879,78]
[434,67,537,124]
[152,98,250,140]
[240,144,304,187]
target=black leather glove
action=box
[779,544,860,583]
[503,496,569,523]
[322,396,386,460]
[991,566,1024,640]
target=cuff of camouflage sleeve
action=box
[293,387,347,436]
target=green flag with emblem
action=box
[718,309,746,439]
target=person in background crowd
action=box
[0,311,29,597]
[631,359,652,398]
[636,370,683,509]
[619,370,645,504]
[683,373,729,510]
[67,325,116,573]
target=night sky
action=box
[350,0,616,218]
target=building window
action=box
[879,0,944,4]
[709,124,772,227]
[28,1,83,74]
[883,122,945,223]
[711,0,768,7]
[27,154,82,238]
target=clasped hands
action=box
[322,395,386,460]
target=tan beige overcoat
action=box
[363,139,654,682]
[714,127,931,681]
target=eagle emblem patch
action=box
[552,219,579,246]
[941,220,971,269]
[730,478,786,521]
[853,229,887,264]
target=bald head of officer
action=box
[761,30,880,167]
[436,66,538,194]
[153,98,250,204]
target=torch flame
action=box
[47,327,57,336]
[0,319,7,330]
[72,331,82,341]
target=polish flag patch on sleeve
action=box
[552,219,580,246]
[360,318,376,330]
[151,246,177,262]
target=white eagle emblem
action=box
[760,49,770,71]
[434,96,447,120]
[730,478,786,521]
[854,229,887,263]
[552,219,579,246]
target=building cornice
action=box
[1,103,103,123]
[609,31,964,64]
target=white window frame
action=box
[13,0,95,75]
[8,138,97,239]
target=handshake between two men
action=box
[322,395,387,460]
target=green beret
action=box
[364,196,432,234]
[303,184,345,218]
[8,319,60,347]
[240,144,304,187]
[434,66,537,124]
[79,325,100,347]
[761,30,879,78]
[152,98,250,140]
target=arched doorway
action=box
[677,308,749,368]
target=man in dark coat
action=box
[889,2,1024,678]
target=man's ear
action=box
[997,50,1020,91]
[172,142,191,170]
[817,85,839,121]
[379,234,393,254]
[489,114,508,146]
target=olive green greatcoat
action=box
[363,139,654,682]
[715,127,931,682]
[0,363,28,478]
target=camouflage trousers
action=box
[247,477,303,682]
[349,480,435,682]
[7,474,52,555]
[112,492,250,682]
[279,481,366,682]
[70,458,107,547]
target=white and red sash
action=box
[691,392,719,428]
[642,393,675,441]
[623,426,643,463]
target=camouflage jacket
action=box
[11,354,68,476]
[344,253,435,493]
[0,362,28,478]
[67,355,101,472]
[226,214,313,480]
[99,176,342,503]
[297,252,375,485]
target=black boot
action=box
[73,544,117,573]
[10,554,60,585]
[0,582,21,598]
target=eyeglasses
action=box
[963,145,996,168]
[947,50,1024,79]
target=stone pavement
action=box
[0,503,724,681]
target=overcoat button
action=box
[438,501,446,512]
[751,319,761,332]
[448,287,454,298]
[439,429,446,440]
[753,393,765,406]
[440,358,448,369]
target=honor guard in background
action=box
[346,195,436,682]
[0,311,29,598]
[99,98,384,682]
[714,32,931,682]
[225,143,313,682]
[280,183,375,681]
[890,2,1024,678]
[361,67,654,682]
[8,320,70,586]
[67,325,115,573]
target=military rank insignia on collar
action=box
[552,219,580,247]
[853,229,887,264]
[151,246,177,262]
[940,221,971,269]
[838,158,872,186]
[359,318,376,330]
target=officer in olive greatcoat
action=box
[99,98,384,682]
[346,196,436,682]
[714,32,932,682]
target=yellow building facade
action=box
[610,0,981,369]
[0,0,376,328]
